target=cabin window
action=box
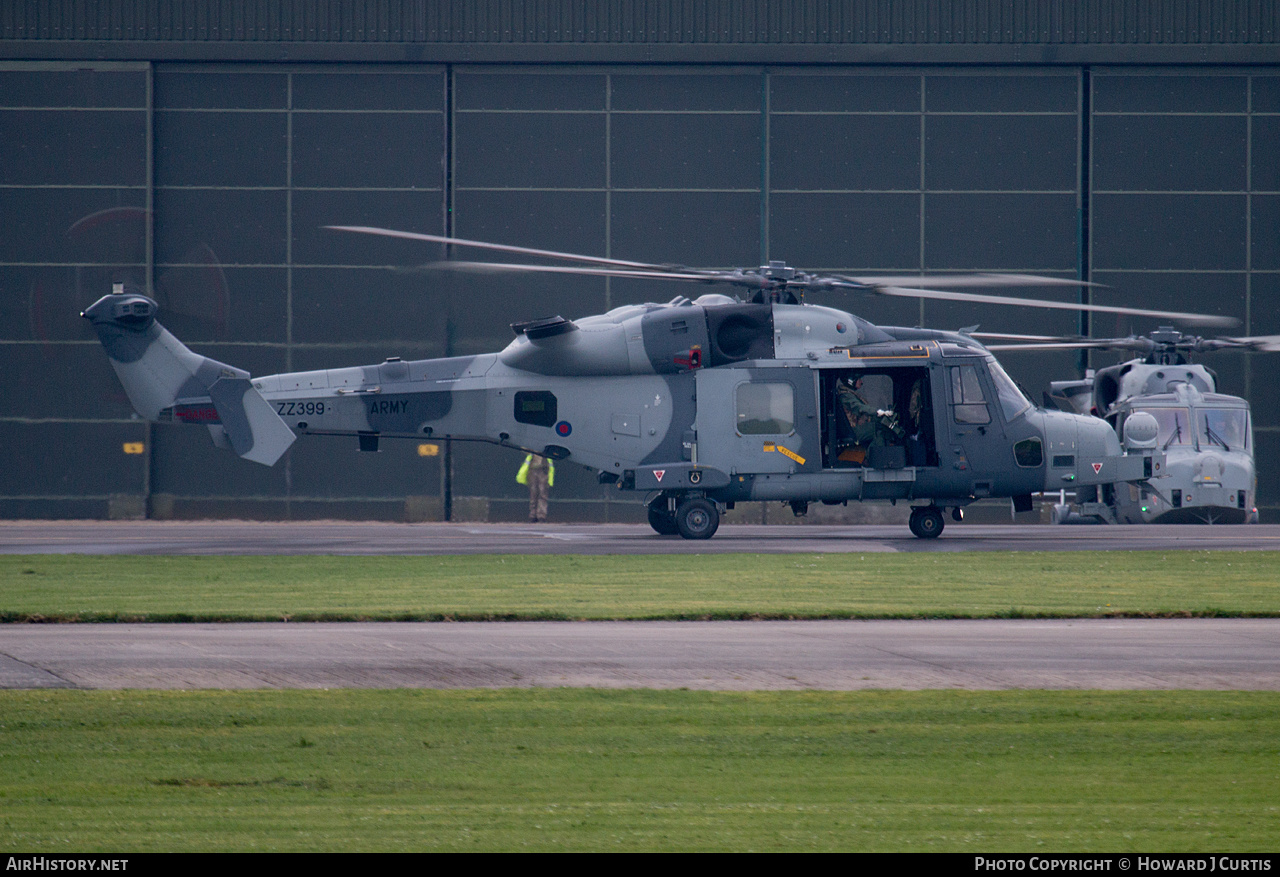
[514,391,557,428]
[736,382,795,435]
[949,366,990,424]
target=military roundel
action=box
[556,421,572,437]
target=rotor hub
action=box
[759,261,798,282]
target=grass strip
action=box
[2,552,1278,622]
[2,688,1277,852]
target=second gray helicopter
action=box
[986,327,1279,524]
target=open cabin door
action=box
[819,365,939,471]
[693,367,820,476]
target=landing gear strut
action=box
[909,506,945,539]
[647,496,679,536]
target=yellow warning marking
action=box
[122,442,144,455]
[417,443,439,457]
[776,445,806,465]
[763,443,805,465]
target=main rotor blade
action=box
[325,226,670,271]
[1222,334,1280,352]
[840,273,1094,290]
[869,286,1239,328]
[983,340,1148,352]
[972,331,1149,352]
[424,260,722,283]
[969,331,1086,342]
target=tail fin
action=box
[83,285,295,466]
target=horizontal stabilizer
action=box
[207,378,296,466]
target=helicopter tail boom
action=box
[82,286,296,466]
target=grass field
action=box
[2,689,1278,852]
[2,551,1278,621]
[3,551,1278,851]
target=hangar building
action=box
[2,1,1277,521]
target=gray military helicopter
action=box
[980,327,1279,525]
[81,227,1236,539]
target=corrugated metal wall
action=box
[2,1,1276,45]
[5,61,1278,522]
[3,3,1278,522]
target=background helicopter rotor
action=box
[328,226,1239,328]
[976,328,1280,355]
[848,285,1237,327]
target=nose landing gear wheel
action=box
[675,497,720,540]
[909,506,945,539]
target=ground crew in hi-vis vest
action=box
[517,453,554,522]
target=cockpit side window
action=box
[949,366,990,424]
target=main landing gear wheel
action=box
[909,506,945,539]
[675,497,720,540]
[647,497,680,536]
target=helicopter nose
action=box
[1038,410,1078,487]
[1198,453,1225,481]
[1076,415,1123,479]
[1039,410,1124,488]
[1079,415,1121,453]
